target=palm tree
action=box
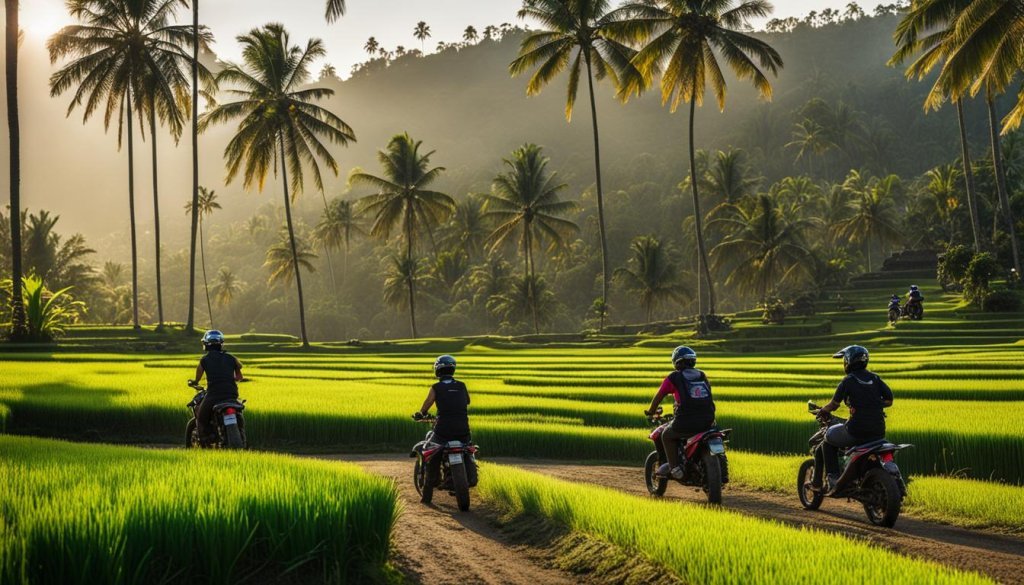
[440,195,490,262]
[786,119,835,177]
[48,0,203,330]
[212,267,243,308]
[834,174,904,272]
[188,0,201,333]
[511,0,643,330]
[414,21,431,52]
[487,275,558,333]
[711,195,813,301]
[614,235,688,323]
[890,0,983,253]
[923,163,962,243]
[382,255,421,316]
[185,187,219,327]
[314,198,365,282]
[325,0,346,22]
[364,36,379,56]
[5,0,27,339]
[482,144,579,333]
[468,253,513,326]
[625,0,784,317]
[463,25,479,43]
[265,230,318,289]
[352,133,454,338]
[200,24,356,347]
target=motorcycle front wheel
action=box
[863,468,902,527]
[701,452,723,505]
[798,459,823,510]
[185,418,199,449]
[413,454,426,497]
[644,451,668,496]
[451,461,471,511]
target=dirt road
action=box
[318,454,580,585]
[500,459,1024,585]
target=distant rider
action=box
[413,355,477,503]
[905,285,923,313]
[816,345,893,493]
[191,330,243,446]
[644,346,716,480]
[888,294,901,312]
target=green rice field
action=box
[0,435,398,585]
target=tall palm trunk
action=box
[198,217,213,327]
[524,224,538,334]
[126,94,140,329]
[319,192,338,290]
[584,54,610,332]
[688,90,716,316]
[956,101,982,252]
[278,136,310,347]
[987,94,1022,273]
[186,0,200,331]
[5,0,27,339]
[149,103,164,327]
[404,203,418,338]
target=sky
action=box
[22,0,857,77]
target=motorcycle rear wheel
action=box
[224,423,244,449]
[701,452,722,505]
[452,461,471,511]
[644,451,667,496]
[798,459,823,510]
[863,468,902,527]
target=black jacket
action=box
[432,377,470,438]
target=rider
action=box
[888,294,901,311]
[905,285,924,312]
[644,346,716,480]
[816,345,893,494]
[191,330,243,445]
[413,355,477,503]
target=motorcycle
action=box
[887,299,901,324]
[410,415,478,511]
[798,401,911,527]
[184,380,247,449]
[643,407,730,504]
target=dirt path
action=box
[494,458,1024,585]
[316,454,577,585]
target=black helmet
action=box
[910,285,919,291]
[833,345,868,373]
[202,330,225,350]
[433,354,456,377]
[671,345,697,370]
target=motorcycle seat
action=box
[842,438,886,454]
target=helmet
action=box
[671,345,697,370]
[202,330,225,349]
[910,285,919,291]
[433,354,456,377]
[833,345,869,374]
[891,294,899,300]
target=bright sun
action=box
[21,4,71,39]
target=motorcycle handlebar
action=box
[187,380,204,391]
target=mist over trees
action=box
[3,1,1023,340]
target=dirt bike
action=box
[644,407,731,504]
[798,401,911,527]
[903,299,924,320]
[184,380,247,449]
[410,415,478,511]
[887,300,901,324]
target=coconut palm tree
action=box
[381,255,422,316]
[185,187,219,327]
[463,25,479,43]
[511,0,644,330]
[787,119,835,177]
[352,133,454,338]
[710,195,813,301]
[414,21,431,52]
[487,275,558,333]
[613,235,688,323]
[200,24,356,347]
[5,0,27,339]
[440,195,490,262]
[314,198,365,282]
[923,163,962,243]
[834,174,904,272]
[482,144,579,333]
[364,36,379,56]
[48,0,205,330]
[325,0,346,22]
[624,0,784,317]
[265,231,318,289]
[212,267,243,308]
[187,0,201,333]
[890,0,983,253]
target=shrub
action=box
[761,298,786,324]
[981,289,1023,312]
[938,245,972,291]
[963,252,1002,305]
[787,292,817,316]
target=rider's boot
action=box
[825,473,840,494]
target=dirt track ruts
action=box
[498,458,1024,585]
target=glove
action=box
[412,411,424,421]
[644,409,654,417]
